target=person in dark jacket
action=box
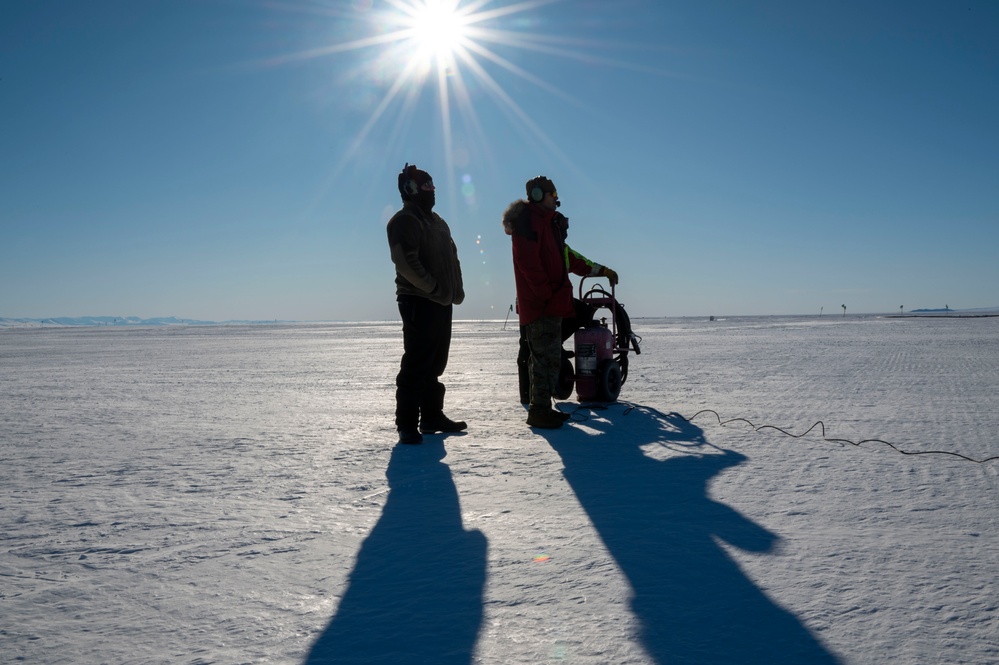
[387,164,466,444]
[503,175,618,428]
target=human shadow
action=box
[304,440,487,664]
[540,403,841,664]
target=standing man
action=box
[503,175,618,428]
[387,163,467,444]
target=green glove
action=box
[599,266,619,285]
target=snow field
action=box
[2,316,998,664]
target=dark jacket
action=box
[503,200,599,325]
[387,201,464,306]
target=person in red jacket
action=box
[503,176,618,428]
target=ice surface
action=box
[2,317,998,664]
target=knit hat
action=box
[399,163,435,201]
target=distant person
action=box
[386,163,466,444]
[503,175,618,428]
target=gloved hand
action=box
[598,266,619,285]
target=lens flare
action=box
[462,173,476,205]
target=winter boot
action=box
[526,405,565,429]
[420,383,466,433]
[398,427,423,445]
[420,414,467,434]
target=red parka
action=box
[503,200,600,325]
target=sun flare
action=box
[407,0,469,64]
[273,0,620,207]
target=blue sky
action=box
[3,0,997,320]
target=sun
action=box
[406,0,469,64]
[265,0,630,209]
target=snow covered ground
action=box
[2,315,998,664]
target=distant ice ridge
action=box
[905,306,999,316]
[4,306,998,328]
[0,316,294,327]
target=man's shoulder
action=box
[388,203,424,227]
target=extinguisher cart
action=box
[563,276,640,403]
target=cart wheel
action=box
[616,353,629,386]
[555,353,575,400]
[597,359,622,402]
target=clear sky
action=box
[3,1,997,321]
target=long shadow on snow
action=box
[304,439,486,664]
[539,403,841,665]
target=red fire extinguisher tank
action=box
[574,321,617,401]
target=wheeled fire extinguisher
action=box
[573,319,620,401]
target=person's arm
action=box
[450,237,464,305]
[565,244,618,284]
[387,214,439,296]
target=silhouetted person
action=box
[502,175,617,428]
[387,163,466,444]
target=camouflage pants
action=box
[525,316,562,408]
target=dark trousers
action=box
[396,295,453,429]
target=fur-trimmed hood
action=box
[501,199,530,236]
[503,200,571,245]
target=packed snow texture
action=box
[2,316,998,664]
